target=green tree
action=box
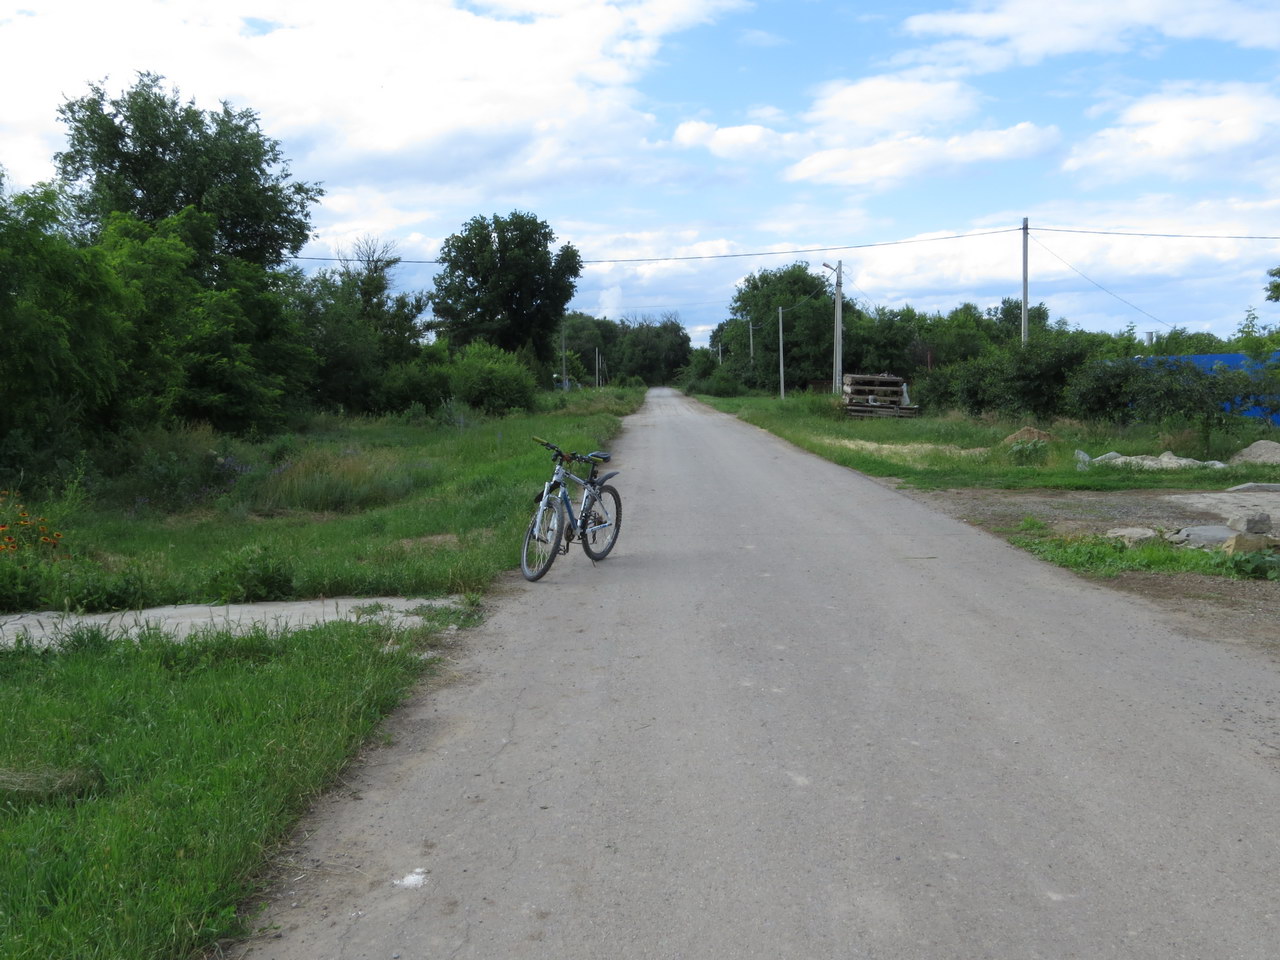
[282,239,432,413]
[986,297,1051,342]
[914,302,1000,371]
[97,208,314,433]
[726,263,834,391]
[0,177,126,476]
[1266,265,1280,303]
[561,311,623,384]
[1148,326,1228,356]
[615,313,692,385]
[430,211,582,366]
[55,73,322,270]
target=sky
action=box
[3,0,1279,348]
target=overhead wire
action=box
[1028,233,1172,328]
[287,226,1022,266]
[288,224,1280,267]
[290,222,1278,326]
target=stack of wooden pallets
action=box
[842,373,920,418]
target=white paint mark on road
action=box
[393,868,428,889]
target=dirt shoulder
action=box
[890,484,1280,647]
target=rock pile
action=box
[1108,511,1278,553]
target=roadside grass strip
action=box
[1009,533,1241,578]
[700,394,1280,491]
[0,387,644,615]
[0,617,455,960]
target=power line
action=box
[1036,226,1280,241]
[579,228,1020,264]
[1029,234,1172,328]
[287,226,1021,267]
[288,223,1280,267]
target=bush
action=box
[376,360,450,414]
[687,368,747,397]
[1004,438,1050,466]
[206,544,295,603]
[449,343,536,415]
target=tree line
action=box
[0,75,691,487]
[6,74,1276,489]
[685,261,1280,433]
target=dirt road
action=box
[237,389,1280,959]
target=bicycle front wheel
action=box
[580,484,621,561]
[521,496,565,581]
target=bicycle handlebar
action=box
[531,436,602,465]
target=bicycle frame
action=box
[541,460,595,537]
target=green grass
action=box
[0,615,464,960]
[1,387,645,614]
[0,387,644,959]
[1009,532,1240,577]
[700,393,1280,491]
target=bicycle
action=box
[520,436,622,581]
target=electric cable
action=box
[1028,234,1172,328]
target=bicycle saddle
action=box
[587,451,611,463]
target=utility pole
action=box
[824,261,843,392]
[562,325,569,390]
[1021,217,1029,345]
[778,306,785,400]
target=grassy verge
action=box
[0,609,480,960]
[699,393,1280,491]
[1,387,645,614]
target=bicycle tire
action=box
[580,484,621,561]
[521,496,565,581]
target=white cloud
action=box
[787,122,1058,186]
[804,75,981,140]
[1064,83,1280,181]
[903,0,1280,71]
[672,120,798,159]
[0,0,742,191]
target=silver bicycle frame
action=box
[541,460,609,535]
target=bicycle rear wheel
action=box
[521,496,565,581]
[580,484,621,561]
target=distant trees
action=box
[430,211,582,366]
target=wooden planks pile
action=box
[843,373,920,418]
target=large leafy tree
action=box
[723,263,836,390]
[429,211,582,366]
[55,73,322,270]
[616,313,692,385]
[0,177,126,475]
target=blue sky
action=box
[3,0,1279,347]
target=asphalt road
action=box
[239,388,1280,960]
